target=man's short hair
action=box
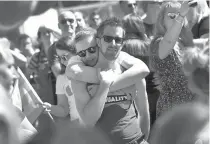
[96,17,125,38]
[75,27,96,44]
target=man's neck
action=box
[95,52,117,70]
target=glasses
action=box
[60,18,75,25]
[103,35,124,44]
[77,46,96,58]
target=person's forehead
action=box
[103,26,124,37]
[76,36,96,52]
[59,12,75,21]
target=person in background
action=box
[89,11,102,30]
[122,14,160,126]
[0,38,37,143]
[74,11,88,33]
[183,46,209,104]
[140,0,162,38]
[48,10,77,79]
[184,0,210,49]
[149,1,196,118]
[18,34,35,60]
[16,34,35,74]
[149,102,209,144]
[42,36,79,122]
[27,26,56,140]
[185,0,209,39]
[119,0,138,16]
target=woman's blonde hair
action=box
[183,45,209,96]
[195,0,210,22]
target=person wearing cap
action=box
[27,26,56,136]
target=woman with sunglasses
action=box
[42,36,79,122]
[149,1,196,118]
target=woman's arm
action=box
[158,1,191,59]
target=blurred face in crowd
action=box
[74,12,86,29]
[58,11,77,37]
[120,0,137,15]
[97,25,124,61]
[164,7,180,31]
[39,27,54,46]
[0,48,18,91]
[92,14,102,27]
[76,36,99,67]
[20,37,34,57]
[56,49,72,66]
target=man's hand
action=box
[99,70,116,86]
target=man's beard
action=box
[100,47,120,61]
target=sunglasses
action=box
[60,18,75,25]
[77,46,96,58]
[103,35,124,44]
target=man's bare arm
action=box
[66,52,149,92]
[134,79,150,140]
[71,70,113,127]
[109,52,149,92]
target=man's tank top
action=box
[86,65,143,144]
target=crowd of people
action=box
[0,0,209,144]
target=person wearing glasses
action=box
[67,18,150,144]
[48,10,77,79]
[42,36,80,122]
